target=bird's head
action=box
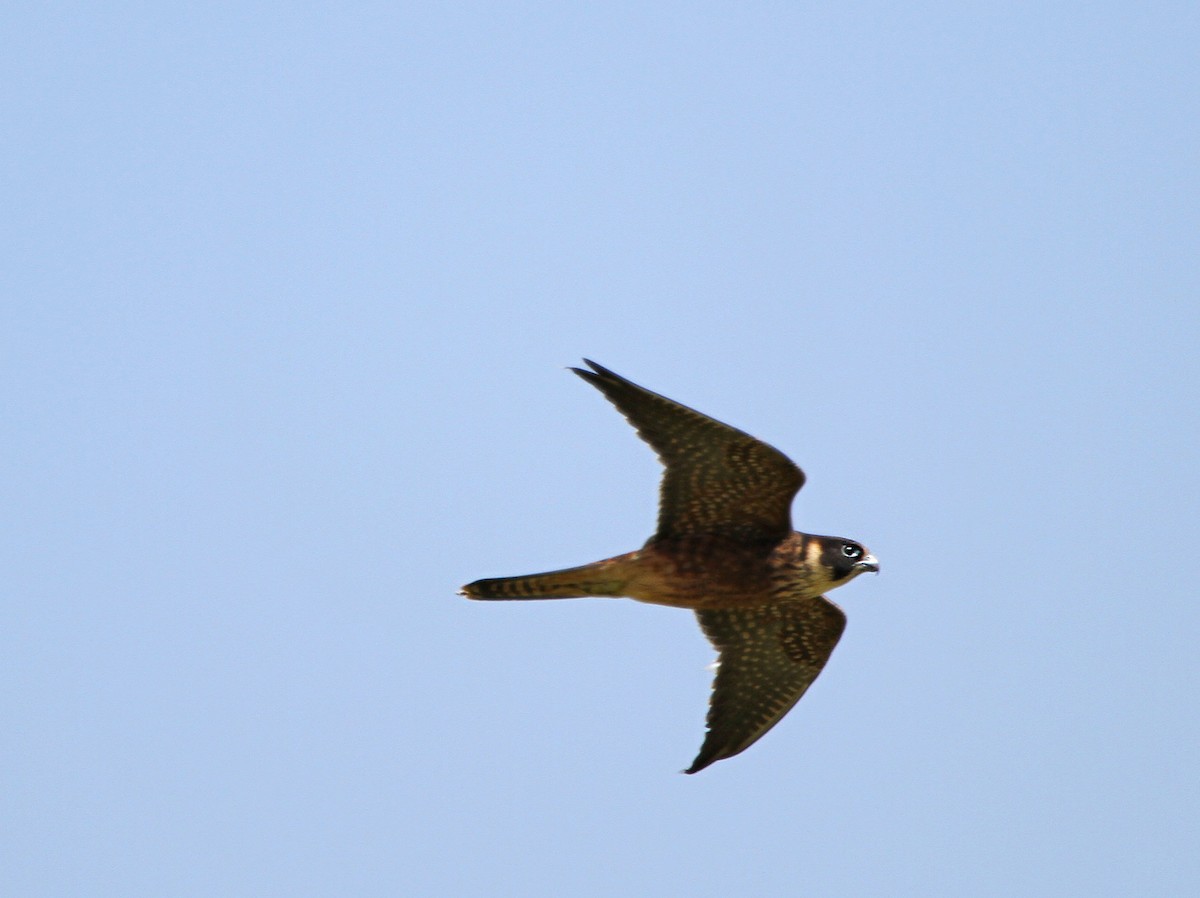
[813,537,880,588]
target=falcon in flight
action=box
[461,360,879,773]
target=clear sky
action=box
[4,3,1198,896]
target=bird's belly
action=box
[621,542,775,610]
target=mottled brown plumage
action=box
[571,361,804,543]
[461,360,878,773]
[691,599,846,774]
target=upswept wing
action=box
[572,360,804,543]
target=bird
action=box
[460,360,878,773]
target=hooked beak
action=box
[854,554,880,574]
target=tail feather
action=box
[460,556,631,601]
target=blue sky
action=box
[4,3,1198,895]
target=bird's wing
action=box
[687,597,846,773]
[572,360,804,543]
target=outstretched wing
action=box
[571,360,804,543]
[688,597,846,774]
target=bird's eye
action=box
[842,544,862,559]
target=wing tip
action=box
[683,746,724,774]
[570,358,610,376]
[571,359,628,394]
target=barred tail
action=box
[459,555,632,601]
